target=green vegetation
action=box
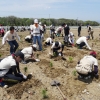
[72,70,77,76]
[0,16,99,26]
[68,56,73,63]
[42,89,48,99]
[36,54,39,58]
[53,52,57,57]
[24,67,28,73]
[49,62,53,67]
[0,54,2,57]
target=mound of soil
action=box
[6,77,42,99]
[44,67,66,78]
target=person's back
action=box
[0,56,16,77]
[46,37,52,42]
[76,55,98,75]
[21,47,33,55]
[76,36,86,44]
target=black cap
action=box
[55,41,59,47]
[15,51,24,60]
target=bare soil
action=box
[0,27,100,100]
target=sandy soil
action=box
[0,27,100,100]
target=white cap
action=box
[32,44,37,49]
[34,19,38,23]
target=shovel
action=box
[51,80,67,100]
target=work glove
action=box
[59,53,61,56]
[49,52,52,55]
[35,59,40,62]
[19,73,27,79]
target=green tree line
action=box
[0,16,99,26]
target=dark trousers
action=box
[64,35,69,43]
[45,42,50,45]
[4,68,23,81]
[77,42,85,49]
[8,40,19,54]
[53,45,64,56]
[78,31,81,37]
[25,38,32,43]
[78,72,92,77]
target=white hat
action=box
[32,44,37,49]
[34,19,38,23]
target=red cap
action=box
[90,51,97,57]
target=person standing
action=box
[64,24,70,45]
[0,24,5,37]
[2,26,20,54]
[78,24,81,37]
[30,19,43,51]
[87,25,94,39]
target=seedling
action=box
[72,70,77,76]
[42,47,46,52]
[0,54,2,57]
[49,62,53,67]
[53,52,57,57]
[42,89,48,99]
[24,67,28,73]
[36,54,39,58]
[68,56,73,63]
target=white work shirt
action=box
[30,24,43,36]
[0,56,16,77]
[21,47,33,55]
[21,47,33,60]
[55,26,62,33]
[2,30,20,45]
[51,42,62,49]
[68,32,74,44]
[25,35,31,39]
[81,55,98,66]
[45,37,53,44]
[76,36,91,50]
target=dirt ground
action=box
[0,27,100,100]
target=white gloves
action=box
[19,73,27,79]
[35,59,40,62]
[59,53,61,56]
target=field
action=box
[0,27,100,100]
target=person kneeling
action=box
[76,51,99,80]
[21,44,40,64]
[25,35,32,43]
[49,41,64,56]
[0,51,27,87]
[45,36,54,46]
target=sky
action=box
[0,0,100,21]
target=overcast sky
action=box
[0,0,100,21]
